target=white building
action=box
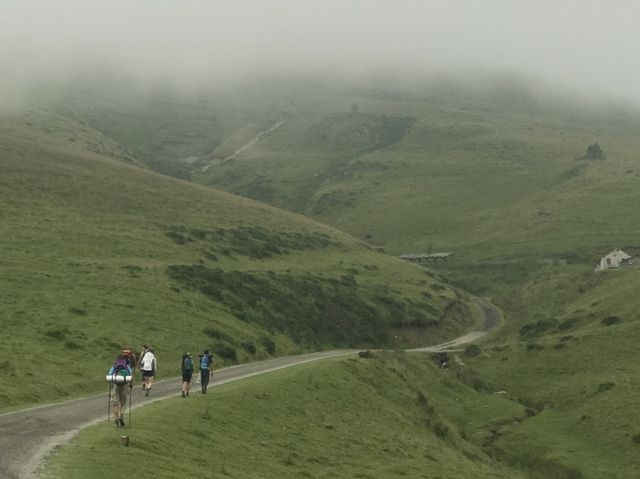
[594,249,631,271]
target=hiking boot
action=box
[186,392,189,397]
[145,389,149,397]
[181,391,186,398]
[118,417,125,427]
[114,420,120,427]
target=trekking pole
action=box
[128,383,132,429]
[107,383,112,422]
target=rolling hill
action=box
[0,107,479,411]
[37,74,640,477]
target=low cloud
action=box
[2,1,640,103]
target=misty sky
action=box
[2,0,640,102]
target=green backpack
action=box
[183,356,193,373]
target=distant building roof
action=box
[399,252,454,260]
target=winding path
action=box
[201,120,286,172]
[0,302,499,479]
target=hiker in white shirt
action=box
[140,348,156,396]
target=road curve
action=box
[0,350,353,479]
[1,321,493,479]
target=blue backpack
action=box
[200,355,210,370]
[183,356,193,373]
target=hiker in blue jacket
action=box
[198,350,213,394]
[107,355,133,427]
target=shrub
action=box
[45,329,68,340]
[260,336,276,355]
[165,231,190,244]
[240,341,257,355]
[434,422,449,439]
[203,328,234,343]
[211,344,237,362]
[526,343,545,351]
[596,382,615,393]
[121,265,142,278]
[203,250,218,261]
[64,341,82,350]
[520,318,559,339]
[602,316,621,326]
[558,318,578,330]
[464,344,481,357]
[582,143,606,160]
[0,360,15,377]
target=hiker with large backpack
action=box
[198,350,213,394]
[140,347,156,396]
[106,354,133,427]
[181,352,193,398]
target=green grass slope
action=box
[190,79,640,262]
[436,264,640,478]
[55,76,640,269]
[44,353,526,479]
[0,110,478,411]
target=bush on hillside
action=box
[203,327,235,343]
[166,264,443,348]
[164,225,333,259]
[526,343,545,351]
[601,316,621,326]
[519,318,559,339]
[240,341,257,355]
[211,343,237,362]
[259,336,276,355]
[557,318,579,330]
[582,143,607,160]
[464,344,481,357]
[596,382,615,393]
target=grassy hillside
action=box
[192,81,640,262]
[14,74,640,477]
[44,353,527,479]
[0,110,478,411]
[459,267,640,478]
[52,76,640,266]
[49,76,640,324]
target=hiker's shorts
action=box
[182,373,192,383]
[112,385,127,406]
[142,370,154,378]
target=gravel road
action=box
[0,350,353,479]
[0,305,498,479]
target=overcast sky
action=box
[2,0,640,103]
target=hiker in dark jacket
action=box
[198,350,213,394]
[181,352,193,398]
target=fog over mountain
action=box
[2,0,640,106]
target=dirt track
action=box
[0,302,499,479]
[0,350,355,479]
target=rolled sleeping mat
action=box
[106,374,133,385]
